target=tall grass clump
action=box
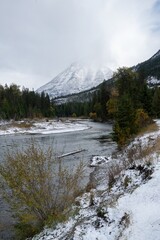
[0,141,85,239]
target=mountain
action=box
[37,50,160,104]
[68,49,160,104]
[136,49,160,86]
[37,62,113,99]
[54,78,114,105]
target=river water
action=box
[0,120,117,239]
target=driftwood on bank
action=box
[58,149,86,158]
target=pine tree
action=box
[112,67,152,146]
[152,87,160,117]
[113,94,136,145]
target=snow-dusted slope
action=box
[33,121,160,240]
[37,62,113,98]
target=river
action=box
[0,120,117,239]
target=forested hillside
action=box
[55,81,110,120]
[136,50,160,81]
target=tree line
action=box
[1,68,160,146]
[56,67,160,146]
[55,81,110,121]
[0,84,55,119]
[108,68,153,146]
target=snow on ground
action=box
[90,156,111,167]
[118,161,160,240]
[147,76,160,86]
[33,120,160,240]
[0,119,89,135]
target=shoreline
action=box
[0,118,90,136]
[32,120,160,240]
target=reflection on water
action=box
[0,120,116,239]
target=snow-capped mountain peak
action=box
[37,62,113,98]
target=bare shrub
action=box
[119,212,130,228]
[137,122,159,136]
[85,181,96,193]
[123,176,131,189]
[120,136,160,169]
[106,135,160,191]
[0,141,85,239]
[107,164,124,191]
[118,212,130,239]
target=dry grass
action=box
[138,122,159,136]
[153,136,160,153]
[0,223,4,231]
[126,144,153,165]
[11,121,34,128]
[107,131,160,191]
[126,135,160,166]
[0,121,34,130]
[107,164,124,191]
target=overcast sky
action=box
[0,0,160,90]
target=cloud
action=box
[0,0,160,89]
[0,69,45,90]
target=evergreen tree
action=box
[112,67,151,146]
[152,87,160,117]
[0,84,55,119]
[113,95,135,145]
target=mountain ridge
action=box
[136,49,160,86]
[37,49,160,103]
[36,62,113,99]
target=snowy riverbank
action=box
[0,119,89,135]
[32,120,160,240]
[0,120,115,240]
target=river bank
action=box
[0,120,116,239]
[0,118,90,135]
[32,120,160,240]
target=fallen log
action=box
[58,149,86,158]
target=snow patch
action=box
[90,156,110,167]
[147,76,160,86]
[0,120,89,136]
